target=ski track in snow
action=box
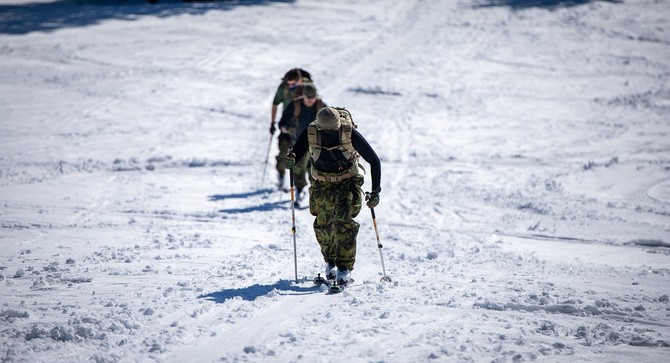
[1,0,669,362]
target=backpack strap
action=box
[307,122,321,161]
[283,83,289,102]
[293,99,301,119]
[335,108,358,161]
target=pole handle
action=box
[365,192,377,218]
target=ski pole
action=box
[289,158,298,283]
[366,193,391,282]
[260,132,273,188]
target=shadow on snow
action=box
[208,188,275,201]
[473,0,621,10]
[0,0,295,35]
[217,200,289,214]
[209,188,289,213]
[0,0,623,35]
[198,279,320,302]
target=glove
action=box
[270,122,276,135]
[366,190,380,208]
[284,152,296,169]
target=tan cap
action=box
[316,107,341,130]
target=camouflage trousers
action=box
[275,134,309,192]
[309,175,364,271]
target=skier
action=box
[276,84,326,198]
[269,68,314,189]
[269,68,313,135]
[284,107,381,286]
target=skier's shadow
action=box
[474,0,620,10]
[217,201,290,213]
[208,188,290,213]
[208,188,274,201]
[198,280,321,303]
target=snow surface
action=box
[1,0,669,362]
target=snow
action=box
[1,0,669,361]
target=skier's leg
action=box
[275,135,292,189]
[293,155,309,195]
[333,176,363,271]
[310,181,336,263]
[275,135,289,176]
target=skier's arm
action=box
[292,130,309,161]
[271,104,278,123]
[351,129,381,192]
[271,84,284,123]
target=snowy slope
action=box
[1,0,669,362]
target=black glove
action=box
[284,152,296,169]
[270,122,276,135]
[366,189,380,208]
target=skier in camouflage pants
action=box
[284,107,381,284]
[309,175,364,271]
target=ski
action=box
[313,274,354,293]
[313,274,333,287]
[328,279,354,293]
[328,283,346,293]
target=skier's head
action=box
[302,84,318,107]
[283,68,303,89]
[316,107,341,130]
[303,84,317,99]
